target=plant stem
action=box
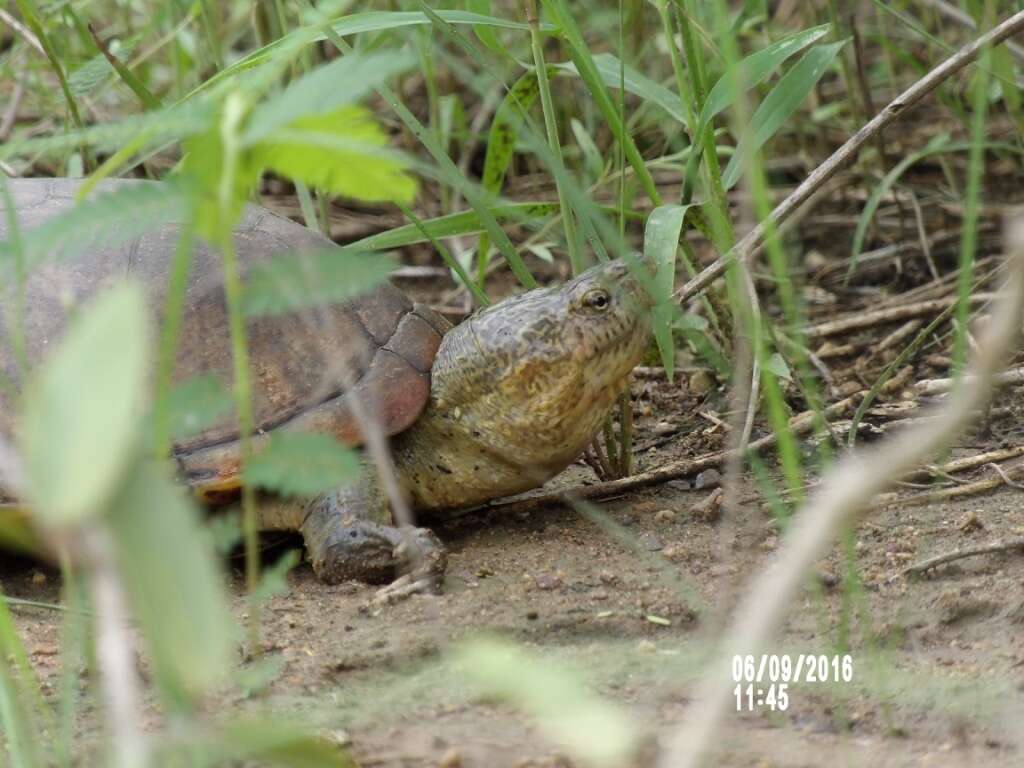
[151,224,197,458]
[216,94,260,651]
[526,0,581,274]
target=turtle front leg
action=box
[299,482,447,592]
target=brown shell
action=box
[0,178,448,497]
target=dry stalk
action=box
[804,293,996,339]
[904,537,1024,576]
[658,220,1024,768]
[80,528,147,768]
[673,10,1024,305]
[915,364,1024,395]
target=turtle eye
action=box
[582,288,612,312]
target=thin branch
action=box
[673,10,1024,305]
[659,220,1024,768]
[904,537,1024,576]
[805,293,995,339]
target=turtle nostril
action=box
[350,530,359,539]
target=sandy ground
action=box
[6,395,1024,767]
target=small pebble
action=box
[694,469,722,490]
[653,421,677,436]
[662,544,684,561]
[654,509,676,524]
[534,572,563,591]
[638,533,663,552]
[817,569,839,589]
[637,639,657,653]
[958,511,984,533]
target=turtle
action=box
[0,178,654,592]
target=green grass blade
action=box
[0,181,189,271]
[560,53,687,124]
[195,10,553,98]
[476,68,546,275]
[540,0,662,206]
[243,432,361,496]
[243,50,416,143]
[242,248,395,316]
[341,202,559,252]
[87,23,161,110]
[699,23,831,130]
[644,204,700,381]
[0,590,41,768]
[722,39,847,191]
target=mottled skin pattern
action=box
[299,259,654,587]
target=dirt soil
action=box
[5,394,1024,767]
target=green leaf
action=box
[991,45,1021,119]
[644,205,698,382]
[477,69,546,264]
[243,248,395,316]
[700,24,831,130]
[196,10,553,99]
[540,0,662,205]
[166,718,355,767]
[68,40,138,98]
[0,99,213,162]
[562,53,686,123]
[847,133,954,280]
[0,180,189,271]
[570,118,603,180]
[468,0,504,54]
[21,283,149,527]
[456,637,635,768]
[107,460,233,700]
[87,26,160,110]
[763,352,792,382]
[722,39,847,190]
[244,51,416,144]
[252,106,417,205]
[343,202,560,252]
[482,69,545,195]
[159,374,234,442]
[244,432,361,497]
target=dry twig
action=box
[805,293,995,339]
[915,365,1024,395]
[904,537,1024,576]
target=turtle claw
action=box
[374,526,447,603]
[372,573,440,605]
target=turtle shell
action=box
[0,178,449,500]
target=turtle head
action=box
[432,257,655,476]
[556,256,656,375]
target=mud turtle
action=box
[0,178,653,591]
